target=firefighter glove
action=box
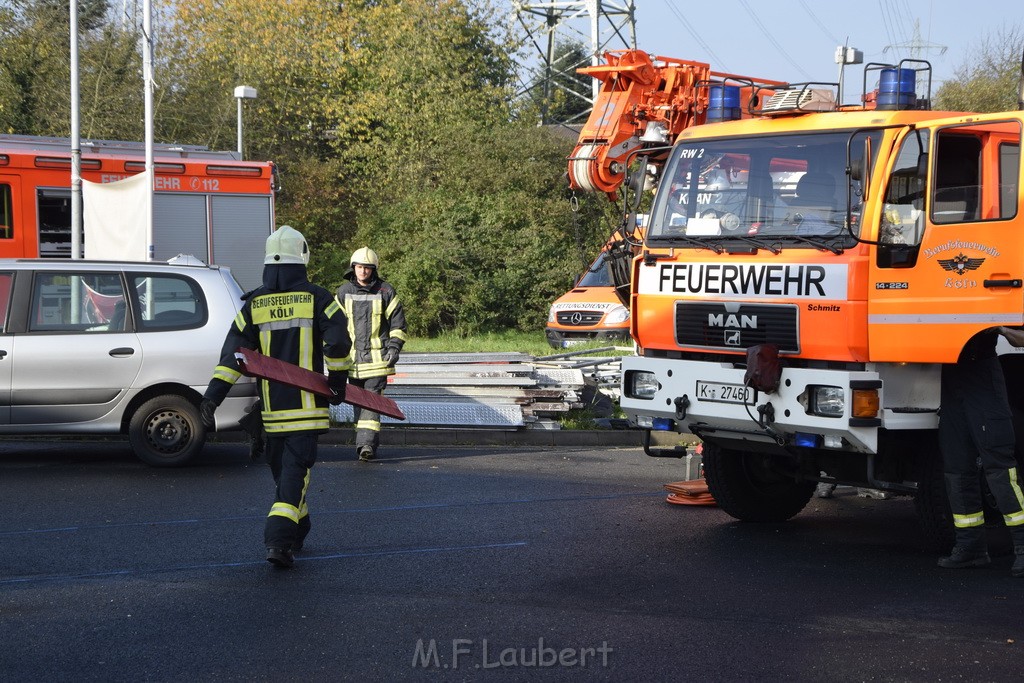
[385,346,400,367]
[328,371,348,405]
[200,399,218,430]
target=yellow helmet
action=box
[265,225,309,265]
[350,246,379,268]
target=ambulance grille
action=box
[556,311,604,326]
[675,301,799,352]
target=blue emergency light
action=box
[707,85,742,122]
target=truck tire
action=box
[128,395,206,467]
[702,441,815,522]
[913,449,955,553]
[914,420,1023,555]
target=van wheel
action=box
[702,441,815,522]
[129,395,206,467]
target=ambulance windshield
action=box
[648,130,881,245]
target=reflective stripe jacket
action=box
[335,273,407,380]
[206,272,351,434]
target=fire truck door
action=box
[869,114,1024,363]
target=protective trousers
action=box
[939,357,1024,548]
[264,432,318,551]
[352,375,388,450]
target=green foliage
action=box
[934,25,1024,113]
[0,0,624,342]
[0,1,146,138]
[347,122,610,336]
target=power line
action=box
[664,0,727,66]
[739,0,811,80]
[797,0,842,47]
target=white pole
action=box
[142,0,154,260]
[237,96,243,156]
[70,0,81,259]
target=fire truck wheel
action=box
[913,447,955,553]
[914,428,1019,556]
[128,395,206,467]
[702,441,815,522]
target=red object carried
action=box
[233,347,406,420]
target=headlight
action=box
[604,304,630,324]
[810,386,844,417]
[547,306,556,323]
[626,370,658,400]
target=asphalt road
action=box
[0,438,1022,682]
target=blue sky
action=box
[508,1,1022,101]
[631,0,1021,94]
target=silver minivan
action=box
[0,257,257,466]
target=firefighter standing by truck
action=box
[336,247,407,462]
[201,226,352,569]
[938,327,1024,577]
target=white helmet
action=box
[350,246,379,268]
[265,225,309,265]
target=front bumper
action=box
[619,356,940,454]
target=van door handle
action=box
[109,347,136,357]
[983,279,1022,288]
[0,349,7,359]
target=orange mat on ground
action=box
[663,479,717,506]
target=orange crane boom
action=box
[568,50,786,201]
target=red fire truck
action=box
[0,134,276,290]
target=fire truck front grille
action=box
[556,311,604,326]
[675,301,799,353]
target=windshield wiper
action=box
[778,234,845,255]
[650,233,725,254]
[727,235,782,255]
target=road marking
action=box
[0,491,662,537]
[0,541,528,586]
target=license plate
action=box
[695,381,756,404]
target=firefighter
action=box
[938,327,1024,578]
[200,226,351,569]
[335,246,407,462]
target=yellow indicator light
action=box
[852,389,880,418]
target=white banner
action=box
[83,170,151,261]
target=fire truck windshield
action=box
[648,130,881,245]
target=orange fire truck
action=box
[577,51,1024,549]
[0,134,276,290]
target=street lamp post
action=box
[234,85,257,158]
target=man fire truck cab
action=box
[578,51,1024,549]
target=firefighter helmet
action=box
[350,246,379,268]
[265,225,309,265]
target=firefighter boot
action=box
[938,546,991,568]
[1013,547,1024,578]
[357,446,375,462]
[266,547,294,569]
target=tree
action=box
[0,0,145,139]
[348,122,611,336]
[934,25,1024,113]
